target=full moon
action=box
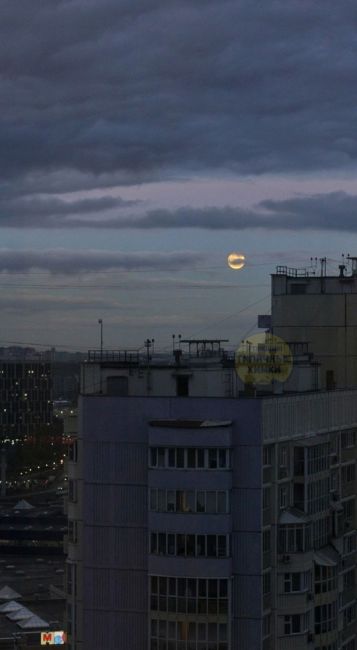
[227,252,246,270]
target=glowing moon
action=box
[227,252,245,270]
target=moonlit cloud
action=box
[0,249,208,274]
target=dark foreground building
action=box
[67,340,357,650]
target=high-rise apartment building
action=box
[0,360,52,443]
[67,334,357,650]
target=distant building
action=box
[67,338,357,650]
[0,361,52,443]
[271,259,357,389]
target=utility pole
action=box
[98,319,103,360]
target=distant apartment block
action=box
[271,259,357,389]
[0,361,52,443]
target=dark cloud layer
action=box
[2,191,357,232]
[128,192,357,231]
[0,194,137,227]
[2,0,357,199]
[0,249,207,274]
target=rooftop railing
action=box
[86,349,140,364]
[276,266,310,277]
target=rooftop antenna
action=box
[172,334,176,351]
[144,338,153,363]
[346,254,357,276]
[310,257,318,273]
[339,254,346,278]
[319,257,327,277]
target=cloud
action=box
[1,0,357,199]
[0,195,138,227]
[3,190,355,232]
[121,192,357,231]
[0,293,119,313]
[0,249,207,274]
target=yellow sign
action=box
[235,333,293,385]
[41,631,66,645]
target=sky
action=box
[2,0,357,352]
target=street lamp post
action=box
[98,319,103,360]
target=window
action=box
[66,563,77,598]
[307,443,329,474]
[158,447,165,467]
[278,523,311,553]
[293,446,304,476]
[263,529,270,553]
[263,445,272,466]
[279,485,289,509]
[343,497,355,522]
[279,445,288,467]
[68,479,77,503]
[330,470,339,493]
[284,571,311,593]
[150,576,229,634]
[149,447,230,470]
[150,621,228,649]
[342,463,356,484]
[68,520,78,544]
[341,430,356,449]
[263,571,271,595]
[314,564,337,594]
[343,532,356,555]
[307,477,330,514]
[341,640,356,650]
[263,614,271,638]
[150,533,230,558]
[149,489,229,514]
[263,487,270,510]
[283,613,309,635]
[315,602,337,634]
[312,517,330,549]
[343,568,355,590]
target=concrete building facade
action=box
[271,264,357,390]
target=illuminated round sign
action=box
[235,333,293,385]
[227,252,245,270]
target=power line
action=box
[0,282,270,291]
